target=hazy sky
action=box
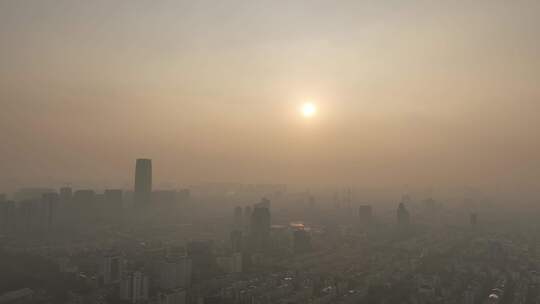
[1,0,540,191]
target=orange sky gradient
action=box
[1,0,540,192]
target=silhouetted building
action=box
[42,192,59,230]
[216,253,242,273]
[101,254,123,285]
[73,190,96,204]
[120,271,149,304]
[397,202,410,227]
[73,189,96,223]
[250,199,271,253]
[14,188,55,202]
[154,257,192,290]
[134,158,152,206]
[17,199,48,233]
[17,200,34,233]
[0,200,16,235]
[59,187,73,202]
[293,229,312,254]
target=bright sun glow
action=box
[301,102,317,117]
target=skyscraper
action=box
[0,200,16,235]
[120,271,149,303]
[134,159,152,206]
[73,189,96,223]
[59,187,73,202]
[397,202,410,227]
[155,257,192,290]
[101,254,123,285]
[250,199,271,253]
[42,193,59,231]
[293,229,312,254]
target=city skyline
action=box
[2,1,540,303]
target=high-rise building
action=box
[42,193,59,230]
[59,187,73,202]
[58,187,73,226]
[73,190,96,222]
[0,200,16,235]
[14,188,55,202]
[73,190,96,204]
[158,288,186,304]
[397,202,410,227]
[17,198,55,233]
[134,159,152,206]
[216,253,242,274]
[17,200,38,233]
[154,258,192,290]
[120,271,149,304]
[101,254,123,285]
[250,199,271,253]
[293,229,312,254]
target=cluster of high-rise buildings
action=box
[0,158,497,304]
[0,159,190,236]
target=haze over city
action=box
[2,1,540,304]
[2,1,540,193]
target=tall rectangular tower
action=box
[134,159,152,205]
[249,199,271,253]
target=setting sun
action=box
[301,102,317,118]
